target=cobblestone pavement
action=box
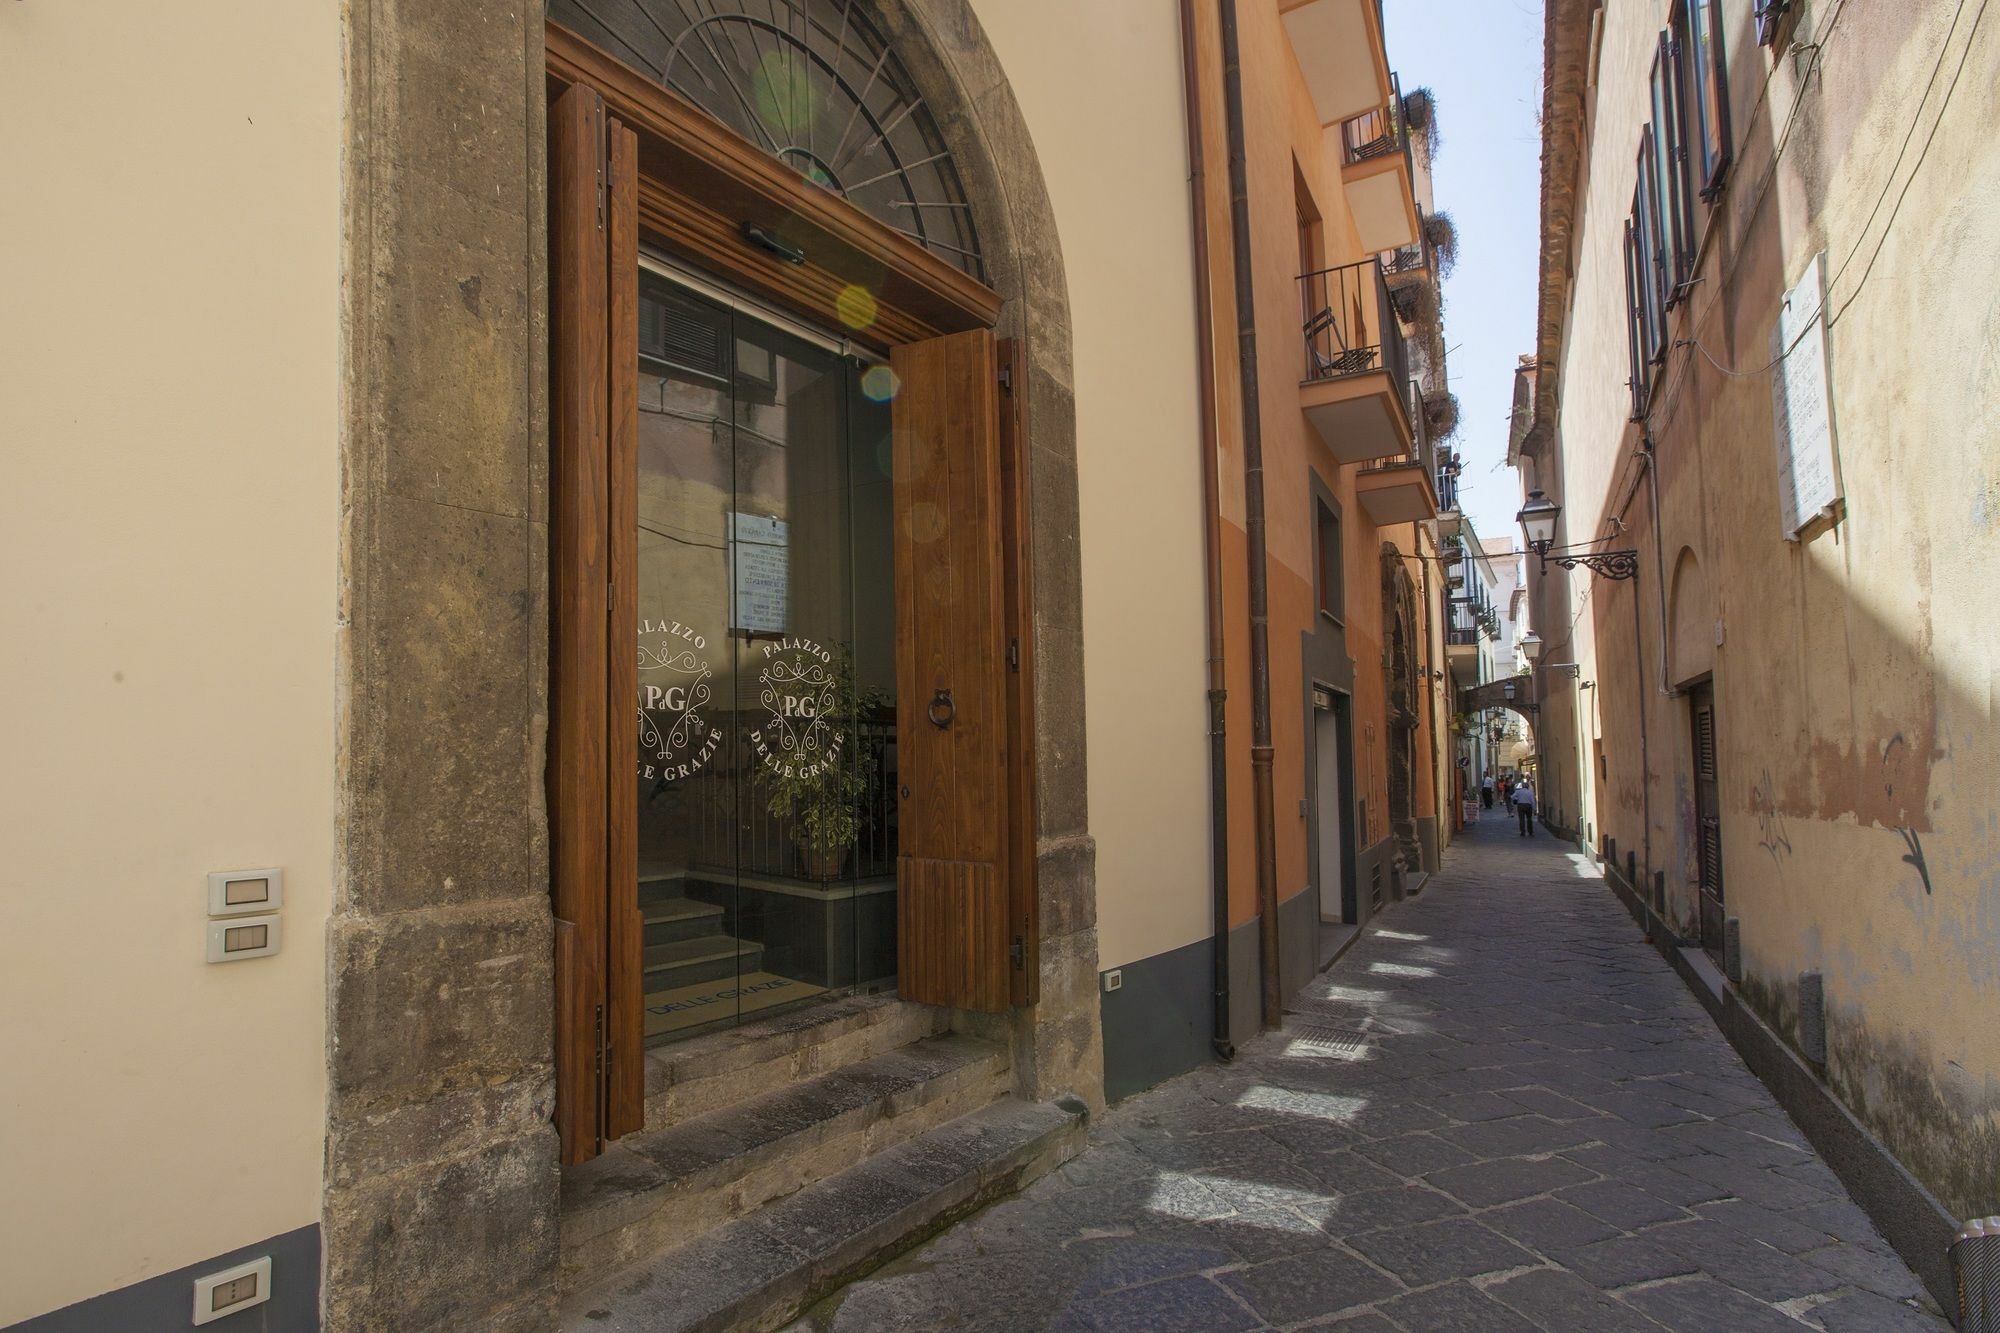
[800,815,1948,1331]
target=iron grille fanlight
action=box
[549,0,985,280]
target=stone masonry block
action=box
[323,1127,559,1333]
[328,897,553,1115]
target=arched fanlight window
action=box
[549,0,985,280]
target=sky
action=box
[1382,0,1545,552]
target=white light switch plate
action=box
[208,868,283,917]
[193,1255,271,1324]
[206,914,282,963]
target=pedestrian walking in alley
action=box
[1512,777,1536,835]
[1481,774,1495,808]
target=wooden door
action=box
[1690,683,1725,954]
[549,82,643,1166]
[891,329,1026,1012]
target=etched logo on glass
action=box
[638,619,721,781]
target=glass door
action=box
[632,269,897,1043]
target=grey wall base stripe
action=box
[1100,935,1216,1102]
[1600,861,1958,1316]
[7,1224,320,1333]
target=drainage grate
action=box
[1286,1025,1375,1056]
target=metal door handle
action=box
[927,688,955,730]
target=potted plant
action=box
[760,647,883,882]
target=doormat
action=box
[644,970,826,1038]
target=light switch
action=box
[208,868,283,917]
[206,913,281,963]
[193,1255,271,1324]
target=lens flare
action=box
[860,365,900,402]
[836,284,879,331]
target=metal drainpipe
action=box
[1218,0,1283,1030]
[1631,563,1651,887]
[1178,0,1234,1060]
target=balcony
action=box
[1382,204,1435,285]
[1299,258,1413,466]
[1434,446,1464,537]
[1354,379,1437,525]
[1279,0,1394,127]
[1339,74,1421,254]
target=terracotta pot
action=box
[795,840,851,882]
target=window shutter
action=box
[891,327,1013,1012]
[549,82,643,1166]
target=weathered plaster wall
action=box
[962,0,1211,977]
[1547,0,2000,1218]
[0,3,341,1324]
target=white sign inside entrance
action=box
[637,619,721,781]
[730,512,789,634]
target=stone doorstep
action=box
[562,1034,1011,1289]
[559,1097,1088,1333]
[643,994,945,1131]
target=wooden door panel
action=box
[891,328,1010,1011]
[602,115,644,1144]
[550,83,642,1164]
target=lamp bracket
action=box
[1543,548,1639,581]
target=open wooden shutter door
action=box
[892,329,1013,1012]
[550,82,643,1166]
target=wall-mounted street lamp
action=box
[1517,630,1543,663]
[1516,490,1639,581]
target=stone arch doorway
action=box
[330,2,1093,1324]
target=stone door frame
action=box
[330,3,1099,1327]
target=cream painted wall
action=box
[965,1,1212,970]
[1547,0,2000,1216]
[0,3,339,1322]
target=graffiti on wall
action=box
[1749,768,1794,865]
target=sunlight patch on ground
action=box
[1564,852,1599,878]
[1151,1172,1339,1227]
[1234,1084,1369,1122]
[1311,984,1392,1005]
[1367,961,1438,978]
[1372,929,1430,942]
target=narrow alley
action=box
[800,818,1946,1332]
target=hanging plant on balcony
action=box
[1423,210,1459,280]
[1424,389,1461,442]
[1402,86,1442,162]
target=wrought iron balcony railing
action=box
[1300,258,1409,392]
[1340,72,1410,168]
[1382,204,1433,280]
[1436,447,1462,513]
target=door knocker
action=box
[927,688,956,730]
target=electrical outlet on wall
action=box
[193,1256,271,1325]
[1101,969,1122,993]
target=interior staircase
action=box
[557,993,1086,1332]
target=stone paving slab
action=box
[793,818,1948,1331]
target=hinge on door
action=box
[998,360,1014,395]
[1011,935,1025,970]
[593,1001,609,1147]
[1007,638,1020,672]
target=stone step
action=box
[561,1034,1012,1290]
[643,933,764,991]
[559,1096,1087,1333]
[641,896,726,946]
[641,993,943,1132]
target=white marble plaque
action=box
[1772,251,1842,541]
